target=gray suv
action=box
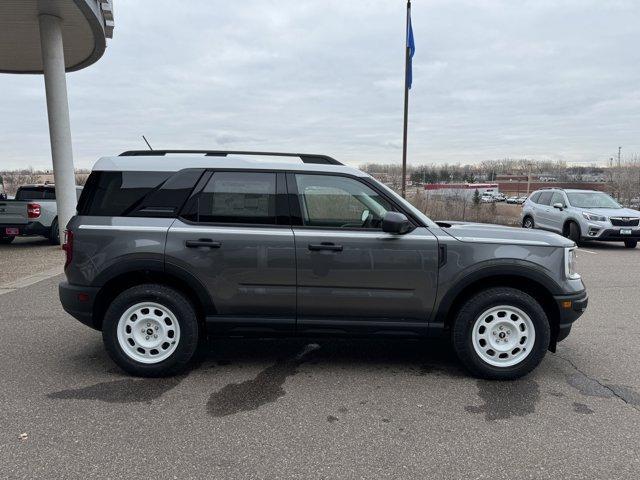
[59,150,587,380]
[521,188,640,248]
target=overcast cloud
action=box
[1,0,639,170]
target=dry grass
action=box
[409,189,523,226]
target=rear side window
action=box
[537,192,553,205]
[181,172,277,225]
[15,187,55,201]
[78,171,172,216]
[529,192,541,203]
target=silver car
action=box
[521,188,640,248]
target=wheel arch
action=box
[562,218,580,236]
[435,268,562,349]
[92,263,214,331]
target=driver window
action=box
[551,192,565,206]
[294,174,393,229]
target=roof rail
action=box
[118,150,342,165]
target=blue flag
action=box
[406,13,415,89]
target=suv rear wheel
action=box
[522,216,534,229]
[624,240,637,249]
[0,236,14,244]
[452,287,550,380]
[102,284,200,377]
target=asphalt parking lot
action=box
[1,239,639,479]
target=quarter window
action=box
[294,174,393,229]
[77,171,171,216]
[184,172,277,225]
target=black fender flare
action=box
[91,255,214,316]
[432,260,562,325]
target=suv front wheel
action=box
[452,287,550,380]
[102,284,200,377]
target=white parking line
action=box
[577,248,598,255]
[0,265,64,296]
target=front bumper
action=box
[583,224,640,241]
[553,290,588,343]
[59,281,101,330]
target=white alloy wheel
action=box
[471,305,535,367]
[116,302,181,364]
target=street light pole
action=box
[39,14,76,242]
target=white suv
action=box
[521,188,640,248]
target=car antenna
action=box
[142,135,153,150]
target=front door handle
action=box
[308,242,343,252]
[185,238,221,248]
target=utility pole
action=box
[526,162,532,196]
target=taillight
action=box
[63,229,74,267]
[27,203,41,219]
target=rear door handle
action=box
[308,242,343,252]
[185,239,221,248]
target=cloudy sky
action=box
[1,0,639,170]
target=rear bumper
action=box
[1,222,49,237]
[553,290,588,342]
[58,281,101,330]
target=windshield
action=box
[566,192,620,209]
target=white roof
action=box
[92,154,368,177]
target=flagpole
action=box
[401,0,411,198]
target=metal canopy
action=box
[0,0,113,73]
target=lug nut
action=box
[145,336,149,340]
[154,334,158,338]
[146,323,151,327]
[155,326,159,330]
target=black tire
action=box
[48,218,60,245]
[0,236,15,244]
[522,216,534,229]
[567,221,581,244]
[102,284,200,377]
[451,287,550,380]
[624,240,638,249]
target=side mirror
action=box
[553,202,564,210]
[382,211,412,234]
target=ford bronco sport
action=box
[59,150,588,379]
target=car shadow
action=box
[0,236,51,249]
[578,241,630,250]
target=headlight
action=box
[565,247,580,280]
[582,212,606,222]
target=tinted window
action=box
[183,172,277,224]
[129,169,204,217]
[15,187,55,201]
[537,192,553,205]
[78,171,171,216]
[295,174,393,229]
[529,192,541,203]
